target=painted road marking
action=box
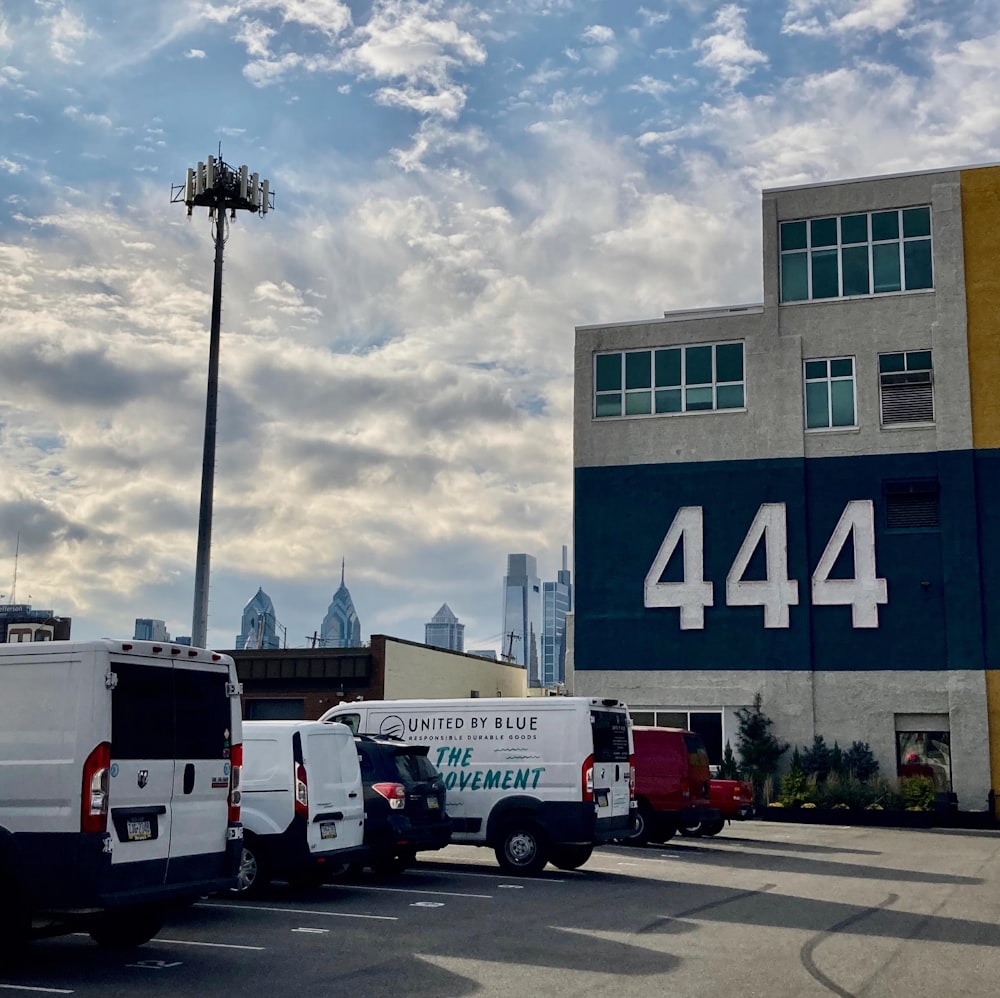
[151,939,265,951]
[342,885,491,900]
[200,902,397,921]
[292,928,330,934]
[0,987,74,995]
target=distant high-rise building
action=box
[321,560,361,648]
[134,618,170,641]
[502,553,541,685]
[542,546,572,687]
[236,587,281,650]
[425,604,464,652]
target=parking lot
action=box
[4,820,1000,998]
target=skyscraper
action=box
[542,546,572,687]
[321,560,362,648]
[236,587,280,650]
[501,553,541,686]
[425,604,464,652]
[134,618,170,642]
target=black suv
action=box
[353,734,452,874]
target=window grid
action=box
[780,207,933,303]
[804,357,856,430]
[878,350,934,426]
[594,342,745,419]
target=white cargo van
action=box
[237,721,366,894]
[0,639,243,959]
[319,697,633,875]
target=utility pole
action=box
[502,630,521,663]
[171,154,273,649]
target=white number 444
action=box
[643,500,887,630]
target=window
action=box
[594,342,745,418]
[804,358,856,429]
[897,730,951,791]
[780,206,932,303]
[879,350,933,425]
[627,709,723,765]
[884,479,940,530]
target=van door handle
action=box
[348,792,358,798]
[183,763,195,794]
[616,765,620,781]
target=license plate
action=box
[596,791,609,808]
[427,797,439,810]
[126,818,152,841]
[320,822,337,840]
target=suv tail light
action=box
[582,753,594,803]
[228,743,243,823]
[372,782,407,809]
[294,763,308,817]
[680,776,691,800]
[82,741,111,833]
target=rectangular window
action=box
[884,478,940,530]
[804,357,856,429]
[780,206,933,303]
[897,730,951,791]
[594,342,745,419]
[879,350,934,425]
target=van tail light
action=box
[582,753,594,803]
[82,741,111,833]
[628,754,636,798]
[294,763,309,817]
[228,743,243,823]
[680,776,691,800]
[372,783,407,810]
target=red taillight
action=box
[680,776,691,799]
[628,753,636,798]
[81,741,111,833]
[582,753,594,803]
[294,763,308,817]
[228,743,242,823]
[372,782,406,810]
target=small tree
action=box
[717,740,741,780]
[829,741,844,778]
[801,735,831,781]
[843,741,879,781]
[779,747,811,806]
[735,693,789,805]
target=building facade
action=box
[134,618,170,642]
[425,603,464,652]
[502,553,542,685]
[236,587,281,650]
[573,164,1000,812]
[320,560,362,648]
[541,545,572,687]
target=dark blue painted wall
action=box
[574,448,997,673]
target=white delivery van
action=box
[237,720,366,895]
[0,639,243,959]
[319,697,634,875]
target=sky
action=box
[1,0,998,654]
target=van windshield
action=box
[591,709,630,763]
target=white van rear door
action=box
[304,728,364,852]
[108,661,175,878]
[166,663,236,883]
[590,707,632,821]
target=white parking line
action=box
[339,885,492,900]
[152,938,265,951]
[0,986,74,994]
[199,902,396,921]
[410,868,566,884]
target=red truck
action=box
[680,778,755,837]
[625,726,720,845]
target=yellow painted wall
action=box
[961,166,1000,449]
[962,166,1000,816]
[383,639,529,700]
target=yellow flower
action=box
[802,802,817,809]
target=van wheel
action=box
[650,816,678,843]
[624,801,654,846]
[88,905,164,949]
[233,836,268,897]
[548,844,593,871]
[495,822,548,876]
[679,822,703,837]
[699,819,726,837]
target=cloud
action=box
[185,48,206,58]
[696,4,768,87]
[783,0,916,37]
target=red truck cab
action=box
[626,726,720,845]
[680,778,755,837]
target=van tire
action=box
[624,801,654,846]
[699,818,726,837]
[233,835,269,897]
[679,823,703,837]
[495,821,548,876]
[651,815,678,843]
[548,844,593,870]
[88,905,164,949]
